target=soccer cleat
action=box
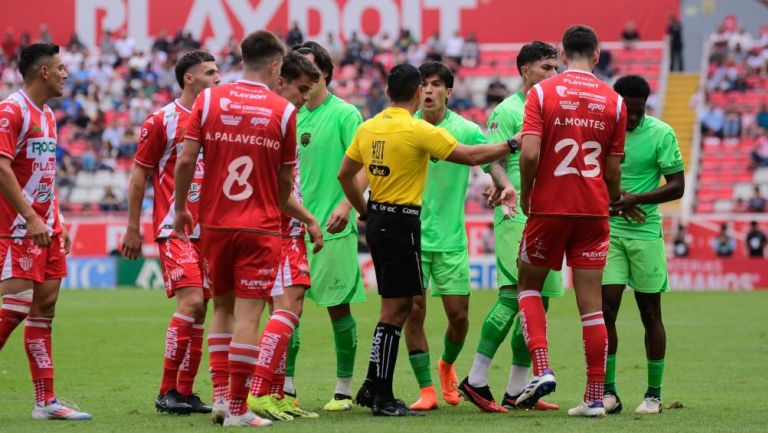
[32,400,93,421]
[323,394,354,411]
[635,396,662,414]
[409,386,439,411]
[457,377,507,413]
[502,393,559,410]
[437,359,461,406]
[156,390,192,415]
[372,398,425,417]
[603,392,623,414]
[186,393,213,414]
[223,410,273,427]
[355,382,374,408]
[247,394,293,421]
[567,400,606,417]
[274,395,319,418]
[515,369,556,409]
[211,396,229,425]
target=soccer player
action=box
[291,41,367,411]
[339,64,519,416]
[404,61,488,411]
[513,25,627,417]
[0,43,91,420]
[246,51,324,420]
[602,75,684,415]
[122,50,220,414]
[459,41,562,413]
[174,30,313,428]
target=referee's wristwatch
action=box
[506,138,520,154]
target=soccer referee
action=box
[338,64,518,417]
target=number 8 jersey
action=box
[522,70,627,217]
[185,80,298,234]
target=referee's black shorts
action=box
[365,201,424,298]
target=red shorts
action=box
[273,236,311,296]
[519,215,610,271]
[157,238,212,299]
[201,230,281,298]
[0,236,67,283]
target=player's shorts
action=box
[157,238,212,299]
[0,235,67,283]
[365,201,424,299]
[201,229,281,299]
[273,236,311,295]
[306,232,365,307]
[495,219,564,297]
[421,250,470,297]
[603,235,670,293]
[520,215,610,271]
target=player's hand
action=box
[497,185,518,217]
[326,203,351,234]
[611,193,648,223]
[483,185,501,208]
[61,227,72,255]
[26,215,51,247]
[121,226,143,260]
[174,208,193,242]
[307,221,324,253]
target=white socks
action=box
[468,353,492,387]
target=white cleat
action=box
[567,400,606,418]
[212,396,229,425]
[223,410,273,427]
[32,400,93,420]
[515,369,556,409]
[635,397,662,414]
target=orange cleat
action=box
[409,386,439,411]
[438,360,462,406]
[534,399,560,411]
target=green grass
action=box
[1,289,767,432]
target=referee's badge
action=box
[300,132,311,146]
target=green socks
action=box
[441,336,464,365]
[332,314,358,378]
[476,290,518,358]
[408,351,433,388]
[646,358,665,398]
[285,323,301,378]
[605,354,617,395]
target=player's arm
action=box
[173,138,201,242]
[283,196,324,253]
[328,110,367,234]
[445,141,512,166]
[612,171,684,208]
[278,164,295,211]
[518,134,541,216]
[337,156,367,220]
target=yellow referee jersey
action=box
[346,107,457,206]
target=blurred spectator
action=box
[152,29,171,53]
[100,30,117,59]
[461,32,480,67]
[747,185,766,212]
[673,224,690,257]
[286,22,304,47]
[595,48,614,79]
[667,15,684,71]
[117,129,138,159]
[396,28,415,52]
[757,105,768,130]
[448,75,473,111]
[102,118,124,150]
[324,32,341,62]
[728,26,754,51]
[38,23,52,44]
[746,220,766,257]
[115,32,136,60]
[699,102,725,137]
[621,20,640,48]
[712,223,736,257]
[445,30,464,65]
[129,92,152,126]
[722,106,742,138]
[2,30,17,58]
[485,76,508,107]
[378,32,394,52]
[99,186,121,212]
[425,31,444,61]
[734,197,748,212]
[364,83,387,118]
[750,133,768,168]
[343,31,363,64]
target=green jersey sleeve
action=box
[338,107,364,151]
[657,128,685,175]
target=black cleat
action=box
[355,381,374,408]
[603,392,623,414]
[186,393,213,414]
[372,398,425,417]
[457,378,507,413]
[155,390,192,415]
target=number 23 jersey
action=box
[522,70,627,217]
[186,80,298,234]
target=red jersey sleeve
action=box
[133,113,167,168]
[521,85,544,137]
[0,102,22,159]
[186,89,207,143]
[281,107,298,165]
[609,98,628,157]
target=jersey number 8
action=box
[554,139,602,178]
[223,156,254,201]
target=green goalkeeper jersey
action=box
[609,115,685,240]
[484,91,526,225]
[297,93,363,240]
[415,109,486,252]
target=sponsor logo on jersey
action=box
[188,183,202,202]
[556,85,568,97]
[582,250,608,259]
[19,255,33,271]
[35,183,53,204]
[368,164,390,177]
[169,267,184,281]
[228,90,268,101]
[588,103,606,112]
[220,115,243,126]
[559,100,580,110]
[563,77,600,88]
[250,116,270,128]
[27,138,56,156]
[489,121,499,132]
[300,132,311,146]
[27,245,42,256]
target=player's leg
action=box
[0,285,32,350]
[404,251,435,410]
[323,303,358,410]
[208,293,234,424]
[174,288,210,413]
[601,236,630,414]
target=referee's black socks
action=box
[366,322,402,401]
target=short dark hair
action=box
[18,43,59,80]
[175,50,215,89]
[294,41,334,85]
[562,24,599,58]
[516,41,558,75]
[613,75,651,100]
[418,61,454,89]
[387,64,422,103]
[281,51,321,83]
[240,30,285,70]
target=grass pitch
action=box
[1,289,767,432]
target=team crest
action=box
[489,121,499,133]
[169,267,184,282]
[19,255,33,271]
[300,132,311,147]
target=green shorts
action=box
[603,235,670,293]
[495,219,564,297]
[421,250,471,297]
[305,232,366,307]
